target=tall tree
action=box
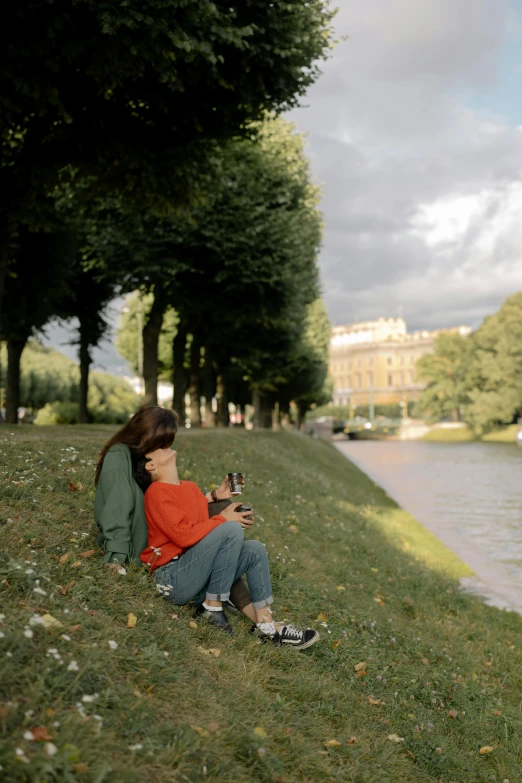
[464,293,522,434]
[414,332,473,423]
[0,0,335,327]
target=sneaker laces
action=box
[281,624,304,640]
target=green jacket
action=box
[94,444,148,564]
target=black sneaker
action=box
[193,604,235,635]
[252,623,319,649]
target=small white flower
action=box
[81,694,98,703]
[60,634,71,641]
[129,743,143,751]
[0,614,5,623]
[23,730,34,741]
[25,569,34,575]
[0,631,5,639]
[108,640,118,650]
[29,614,46,627]
[33,587,47,596]
[93,714,103,721]
[6,652,12,657]
[67,661,79,672]
[23,629,33,639]
[45,743,58,757]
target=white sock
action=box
[257,621,276,635]
[203,601,222,612]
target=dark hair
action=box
[95,406,178,485]
[132,453,153,494]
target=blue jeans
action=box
[152,521,274,610]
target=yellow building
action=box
[329,317,471,410]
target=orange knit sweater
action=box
[140,481,226,570]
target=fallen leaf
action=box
[197,647,221,658]
[256,748,266,758]
[485,661,493,667]
[284,727,292,735]
[208,721,219,733]
[45,708,55,717]
[347,736,358,745]
[356,669,368,679]
[28,726,54,742]
[373,596,385,606]
[72,763,89,774]
[188,621,198,630]
[254,727,267,738]
[80,549,95,558]
[354,662,367,672]
[368,697,381,706]
[60,585,69,596]
[324,739,341,748]
[41,614,63,630]
[76,482,84,491]
[491,710,502,716]
[407,713,415,719]
[127,613,137,629]
[407,750,416,760]
[288,525,298,534]
[336,585,345,591]
[69,624,81,632]
[387,734,405,743]
[421,658,430,665]
[332,640,341,651]
[317,613,328,622]
[447,709,458,719]
[479,746,494,755]
[71,561,81,569]
[68,482,77,492]
[190,725,209,738]
[316,751,329,756]
[59,553,70,564]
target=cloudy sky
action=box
[288,0,522,330]
[45,0,522,371]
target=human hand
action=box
[223,502,254,528]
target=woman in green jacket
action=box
[94,406,252,611]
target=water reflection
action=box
[336,441,522,613]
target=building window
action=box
[348,360,351,369]
[356,373,361,388]
[347,375,352,388]
[409,354,415,364]
[388,374,393,387]
[356,358,361,368]
[399,371,404,386]
[409,370,414,383]
[367,371,373,386]
[368,357,373,366]
[399,355,405,365]
[387,356,393,366]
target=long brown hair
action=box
[95,406,179,485]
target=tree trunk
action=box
[6,336,26,424]
[216,374,229,428]
[188,336,201,428]
[172,320,188,420]
[252,385,260,429]
[142,288,166,406]
[78,324,91,424]
[271,402,280,431]
[0,219,10,337]
[202,348,216,428]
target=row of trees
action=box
[0,1,336,425]
[414,293,522,433]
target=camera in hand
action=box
[236,503,253,520]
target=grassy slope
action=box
[422,425,518,443]
[1,426,521,783]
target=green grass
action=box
[422,425,519,444]
[1,426,522,783]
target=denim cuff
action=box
[206,592,230,602]
[252,595,274,610]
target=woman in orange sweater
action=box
[133,445,319,649]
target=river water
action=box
[335,440,522,615]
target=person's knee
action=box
[220,520,244,540]
[243,539,267,559]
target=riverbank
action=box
[422,424,518,443]
[1,427,521,782]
